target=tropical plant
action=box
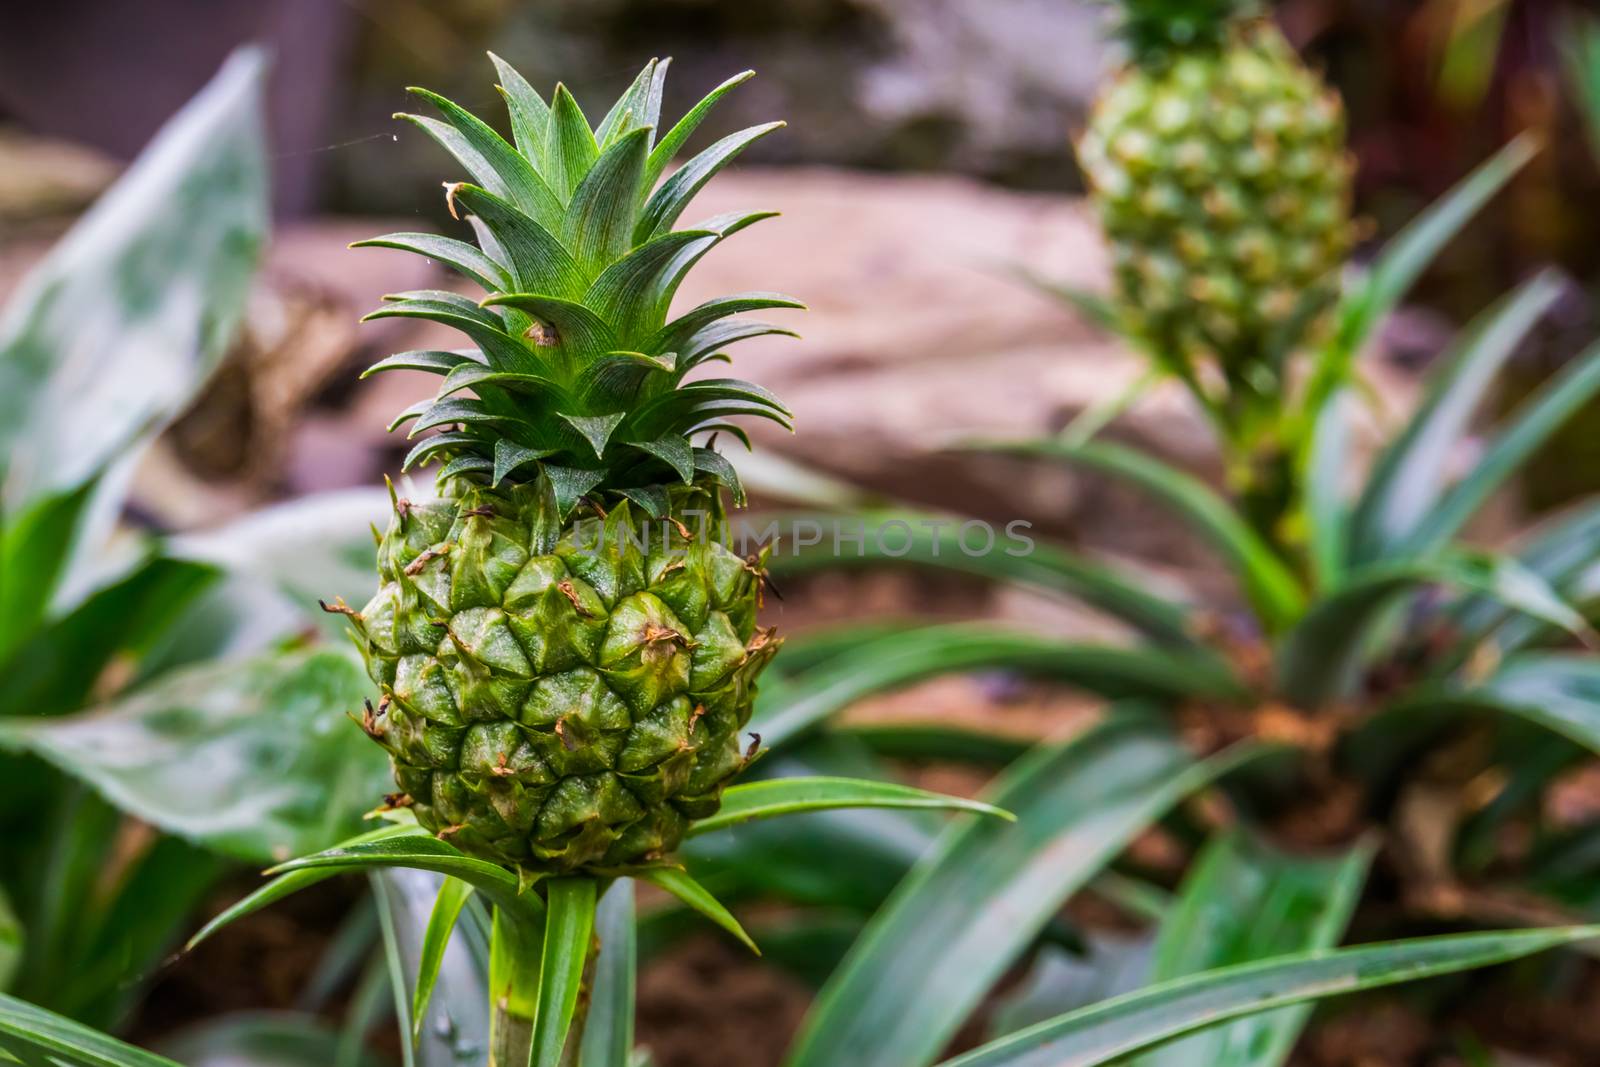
[705,15,1600,1067]
[0,49,413,1053]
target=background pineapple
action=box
[343,57,796,876]
[1077,0,1355,414]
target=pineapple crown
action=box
[1106,0,1264,62]
[356,56,798,519]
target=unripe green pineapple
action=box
[1077,0,1355,383]
[339,56,796,875]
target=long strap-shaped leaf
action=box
[765,509,1198,647]
[1347,273,1563,566]
[1130,832,1373,1067]
[752,624,1247,750]
[1305,134,1539,414]
[1385,652,1600,755]
[938,924,1600,1067]
[579,880,635,1067]
[976,440,1305,632]
[1277,553,1589,710]
[1400,337,1600,558]
[783,711,1267,1067]
[530,878,598,1067]
[0,992,182,1067]
[687,776,1012,836]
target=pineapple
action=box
[1077,0,1355,393]
[340,56,796,875]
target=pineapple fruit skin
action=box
[1078,20,1354,377]
[355,479,778,874]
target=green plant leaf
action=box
[635,122,784,242]
[635,867,757,954]
[0,48,267,514]
[352,232,512,292]
[0,555,219,719]
[1402,337,1600,556]
[0,648,388,864]
[937,925,1600,1067]
[753,624,1246,750]
[166,487,392,650]
[1386,652,1600,755]
[1563,13,1600,159]
[1304,388,1352,590]
[1348,273,1563,566]
[0,479,104,667]
[765,510,1197,646]
[1130,831,1373,1067]
[0,885,19,992]
[369,869,492,1067]
[1314,134,1538,400]
[158,1012,391,1067]
[580,880,635,1067]
[531,879,598,1067]
[268,837,544,928]
[187,822,427,951]
[643,70,755,190]
[0,991,182,1066]
[687,776,1012,837]
[680,737,947,915]
[411,877,474,1043]
[828,722,1036,767]
[1277,554,1591,710]
[977,440,1304,632]
[1452,497,1600,653]
[783,711,1267,1067]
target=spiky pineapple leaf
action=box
[644,69,756,190]
[407,87,561,225]
[545,85,600,202]
[784,712,1269,1067]
[594,59,658,149]
[636,121,785,242]
[976,439,1305,632]
[1386,652,1600,756]
[187,821,427,951]
[0,992,183,1067]
[362,349,480,378]
[1129,832,1373,1067]
[938,926,1600,1067]
[489,52,552,164]
[566,126,651,273]
[636,866,758,954]
[352,232,511,292]
[1311,133,1539,409]
[270,836,544,927]
[1403,337,1600,557]
[1278,553,1592,709]
[445,184,584,298]
[686,776,1012,836]
[1348,273,1563,565]
[752,624,1247,750]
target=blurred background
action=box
[7,1,1600,1063]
